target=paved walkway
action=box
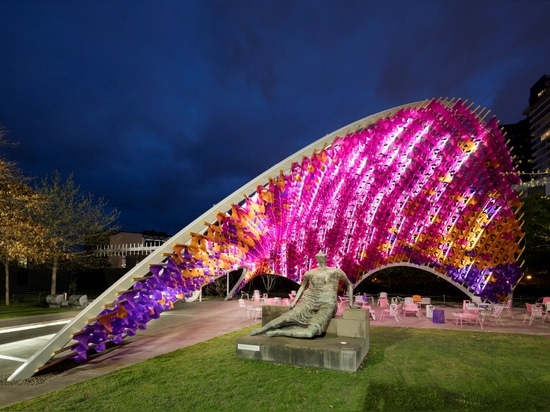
[0,299,548,409]
[0,299,258,408]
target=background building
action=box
[525,74,550,174]
[502,118,532,179]
[503,73,550,195]
[98,231,169,269]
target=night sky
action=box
[0,0,548,235]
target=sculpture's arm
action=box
[340,271,361,309]
[289,275,309,309]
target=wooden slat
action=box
[51,342,78,356]
[132,275,153,282]
[36,352,77,372]
[86,311,117,325]
[102,298,127,309]
[115,287,142,296]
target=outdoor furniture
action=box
[380,303,400,322]
[453,300,484,329]
[68,294,88,308]
[420,297,431,308]
[402,302,421,318]
[249,303,262,320]
[46,294,67,308]
[472,296,492,311]
[432,309,445,324]
[244,298,262,320]
[452,310,483,329]
[362,295,370,306]
[503,298,515,319]
[237,298,248,319]
[425,304,434,318]
[480,304,506,326]
[361,304,376,320]
[522,303,546,325]
[336,296,349,316]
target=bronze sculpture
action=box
[250,251,360,338]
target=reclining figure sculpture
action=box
[250,251,360,338]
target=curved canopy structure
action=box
[10,98,524,381]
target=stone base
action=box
[236,307,370,372]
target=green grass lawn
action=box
[0,300,73,320]
[3,324,549,411]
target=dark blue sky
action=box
[0,1,548,235]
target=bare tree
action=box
[261,273,278,294]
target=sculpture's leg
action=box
[250,316,293,336]
[265,324,321,338]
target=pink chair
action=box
[237,299,248,319]
[380,303,400,322]
[480,304,506,326]
[378,292,388,306]
[522,303,546,325]
[402,303,420,318]
[503,299,514,319]
[361,304,376,320]
[336,300,345,316]
[453,300,483,329]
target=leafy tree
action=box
[0,130,51,305]
[35,171,120,295]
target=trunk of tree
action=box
[68,274,77,296]
[51,256,58,295]
[261,274,278,294]
[3,259,10,306]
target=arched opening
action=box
[355,263,474,302]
